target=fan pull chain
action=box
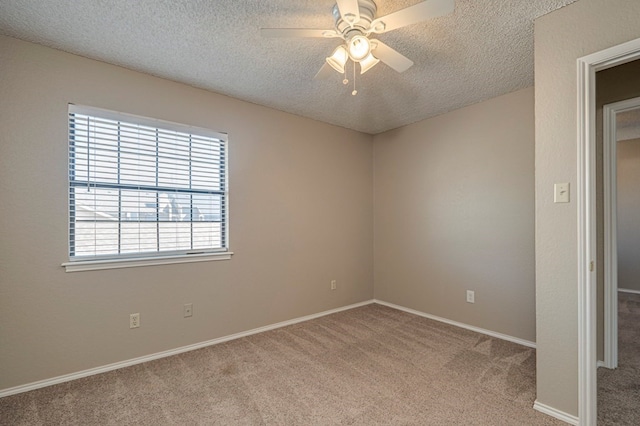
[352,61,358,96]
[343,66,348,85]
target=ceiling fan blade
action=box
[369,0,454,34]
[371,40,414,73]
[260,28,340,38]
[336,0,360,25]
[314,62,334,80]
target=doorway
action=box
[602,96,640,370]
[577,37,640,426]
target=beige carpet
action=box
[598,292,640,425]
[0,304,563,425]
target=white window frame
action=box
[62,105,232,272]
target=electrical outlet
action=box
[331,280,337,290]
[466,290,475,304]
[184,303,193,318]
[130,313,140,328]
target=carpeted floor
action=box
[0,304,564,425]
[598,292,640,425]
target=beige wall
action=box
[373,87,536,342]
[595,59,640,360]
[534,0,640,417]
[0,35,373,391]
[617,138,640,291]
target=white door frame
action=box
[577,37,640,426]
[603,96,640,370]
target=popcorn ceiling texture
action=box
[0,0,578,134]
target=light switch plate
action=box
[554,183,570,203]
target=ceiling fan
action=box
[261,0,454,94]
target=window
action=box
[64,105,230,271]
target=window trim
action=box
[64,104,231,271]
[62,251,233,273]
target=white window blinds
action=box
[68,105,228,261]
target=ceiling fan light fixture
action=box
[359,53,379,74]
[326,45,348,73]
[262,0,456,89]
[347,35,371,62]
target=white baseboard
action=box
[1,299,539,398]
[618,288,640,295]
[533,400,579,425]
[0,299,375,398]
[374,299,536,348]
[597,360,606,368]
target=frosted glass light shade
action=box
[359,53,380,74]
[348,35,371,61]
[326,45,348,73]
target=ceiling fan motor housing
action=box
[332,0,377,39]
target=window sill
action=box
[62,251,233,272]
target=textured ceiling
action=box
[0,0,579,134]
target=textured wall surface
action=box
[534,0,640,417]
[0,35,373,391]
[373,87,536,342]
[617,138,640,291]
